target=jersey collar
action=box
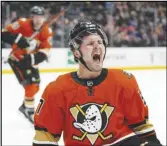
[71,68,108,86]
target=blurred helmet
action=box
[30,6,45,16]
[69,21,108,50]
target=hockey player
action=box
[2,6,53,123]
[33,21,162,145]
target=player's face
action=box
[32,15,45,29]
[80,34,105,72]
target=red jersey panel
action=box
[34,69,150,146]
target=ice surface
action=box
[2,70,166,145]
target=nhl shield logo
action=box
[70,103,114,145]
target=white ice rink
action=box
[2,70,166,145]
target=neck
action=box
[77,64,102,79]
[33,25,42,30]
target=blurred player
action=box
[33,21,162,145]
[2,6,53,123]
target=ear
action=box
[73,49,81,59]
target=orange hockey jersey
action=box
[7,18,53,60]
[33,69,155,146]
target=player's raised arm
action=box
[33,76,65,146]
[122,72,162,146]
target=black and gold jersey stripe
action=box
[129,119,155,138]
[33,126,61,146]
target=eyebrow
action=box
[83,38,103,43]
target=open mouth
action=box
[93,54,100,62]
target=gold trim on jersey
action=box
[132,120,154,135]
[33,130,60,144]
[135,127,154,135]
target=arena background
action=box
[2,1,166,73]
[1,1,166,146]
[2,1,166,48]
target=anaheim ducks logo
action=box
[70,103,114,145]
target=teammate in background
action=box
[33,21,162,146]
[2,6,53,124]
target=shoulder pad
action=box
[19,18,27,22]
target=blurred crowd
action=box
[2,2,166,48]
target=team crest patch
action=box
[70,103,114,145]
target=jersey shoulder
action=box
[41,24,53,37]
[18,17,28,23]
[7,17,28,31]
[44,72,73,94]
[107,68,138,89]
[42,74,68,106]
[15,17,29,26]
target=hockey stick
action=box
[44,2,72,28]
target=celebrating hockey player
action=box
[33,21,162,146]
[2,6,53,123]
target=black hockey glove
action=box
[17,52,47,69]
[140,134,162,146]
[2,31,30,49]
[141,141,162,146]
[16,34,30,49]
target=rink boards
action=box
[2,47,166,74]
